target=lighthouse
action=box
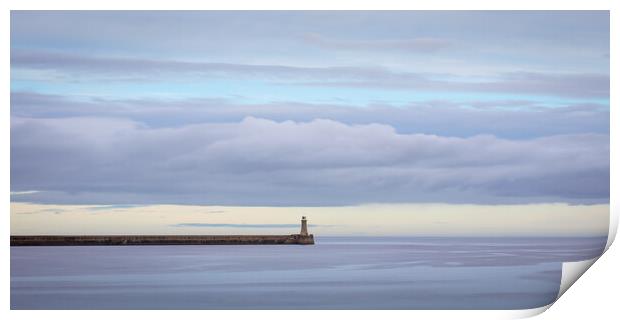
[300,216,309,236]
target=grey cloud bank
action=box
[10,12,608,67]
[11,50,609,98]
[10,92,609,139]
[10,11,609,208]
[11,116,609,206]
[302,33,452,53]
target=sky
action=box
[10,11,610,236]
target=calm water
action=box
[10,236,606,310]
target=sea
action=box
[10,236,607,310]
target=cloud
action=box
[294,71,610,99]
[10,11,609,67]
[8,11,610,209]
[11,50,390,81]
[15,207,65,215]
[302,33,451,53]
[10,190,40,195]
[172,223,303,228]
[10,116,609,206]
[11,50,609,98]
[172,223,334,228]
[86,204,144,211]
[10,91,610,139]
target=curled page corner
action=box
[557,257,598,299]
[546,210,617,311]
[555,210,615,300]
[514,207,617,318]
[518,257,601,319]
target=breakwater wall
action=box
[10,234,315,246]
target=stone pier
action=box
[10,217,315,246]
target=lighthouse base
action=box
[287,234,315,245]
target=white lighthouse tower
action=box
[300,216,309,236]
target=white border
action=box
[0,0,615,10]
[3,1,618,319]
